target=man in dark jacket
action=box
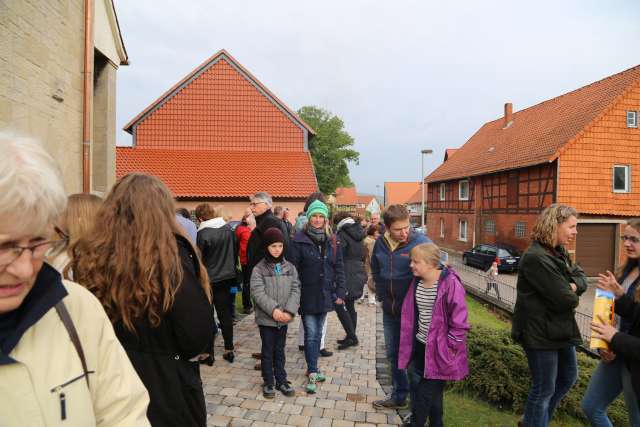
[371,204,431,409]
[196,203,238,363]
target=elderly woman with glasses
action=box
[0,134,150,426]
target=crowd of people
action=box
[2,133,640,427]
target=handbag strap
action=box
[55,301,90,388]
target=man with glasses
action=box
[371,204,431,411]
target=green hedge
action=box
[449,325,629,426]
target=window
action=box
[439,218,445,238]
[628,111,638,128]
[458,180,469,200]
[484,219,496,235]
[515,221,526,238]
[458,219,468,241]
[439,183,446,201]
[613,165,630,193]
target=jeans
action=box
[335,299,358,340]
[581,357,640,427]
[409,340,444,427]
[523,346,578,427]
[383,311,410,403]
[302,313,327,374]
[298,317,326,349]
[259,325,288,386]
[212,279,235,350]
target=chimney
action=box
[504,102,513,128]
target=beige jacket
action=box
[0,280,151,426]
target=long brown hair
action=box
[616,218,640,302]
[71,173,211,332]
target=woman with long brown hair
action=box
[71,173,214,427]
[583,218,640,426]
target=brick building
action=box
[426,65,640,275]
[116,50,318,220]
[1,0,129,195]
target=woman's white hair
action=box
[0,131,67,235]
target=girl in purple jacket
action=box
[398,243,470,427]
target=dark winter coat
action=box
[511,240,588,350]
[197,218,238,284]
[247,209,290,277]
[371,230,431,317]
[609,291,640,403]
[337,222,367,301]
[289,230,347,315]
[114,234,215,427]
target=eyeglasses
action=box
[0,227,69,271]
[621,235,640,244]
[249,202,266,207]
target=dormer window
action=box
[628,111,638,128]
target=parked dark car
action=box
[462,244,520,272]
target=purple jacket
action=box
[398,267,470,381]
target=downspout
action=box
[82,0,93,193]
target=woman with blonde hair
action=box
[582,218,640,426]
[0,134,150,425]
[48,193,102,274]
[512,204,588,427]
[71,173,214,427]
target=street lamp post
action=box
[421,149,433,229]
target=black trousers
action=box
[241,266,252,310]
[410,340,445,427]
[212,279,235,350]
[259,325,288,386]
[335,298,358,340]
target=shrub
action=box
[450,325,629,426]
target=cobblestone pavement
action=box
[201,302,403,427]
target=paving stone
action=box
[228,419,253,427]
[241,400,264,410]
[207,414,231,427]
[309,417,332,427]
[245,410,269,421]
[264,412,290,424]
[281,403,303,415]
[316,398,335,409]
[387,413,402,424]
[365,412,388,424]
[323,408,346,420]
[301,406,324,417]
[332,421,355,427]
[250,422,276,427]
[295,396,317,407]
[224,406,247,418]
[287,414,311,426]
[335,401,356,411]
[344,411,366,422]
[346,393,366,402]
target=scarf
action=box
[306,226,327,246]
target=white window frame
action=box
[515,221,526,238]
[627,111,638,128]
[458,179,469,201]
[439,218,445,238]
[484,219,496,235]
[458,219,468,242]
[613,165,631,193]
[439,183,446,201]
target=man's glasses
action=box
[620,235,640,244]
[0,227,69,270]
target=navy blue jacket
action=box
[371,230,431,317]
[289,230,347,315]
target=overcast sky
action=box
[114,0,639,196]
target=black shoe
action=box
[319,348,333,357]
[251,352,262,360]
[276,382,296,397]
[336,337,348,345]
[222,351,234,363]
[372,397,408,410]
[298,345,305,351]
[262,384,275,399]
[337,338,359,350]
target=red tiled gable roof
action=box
[124,49,314,151]
[444,149,458,161]
[385,182,421,205]
[406,187,427,204]
[357,194,376,205]
[427,65,640,183]
[116,148,317,198]
[335,187,358,205]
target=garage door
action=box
[575,223,616,277]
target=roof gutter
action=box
[82,0,93,193]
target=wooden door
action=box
[575,223,616,277]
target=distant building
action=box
[334,186,381,218]
[117,50,318,220]
[426,65,640,275]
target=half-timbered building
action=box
[426,65,640,275]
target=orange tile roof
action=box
[385,182,421,205]
[406,186,427,204]
[116,147,318,198]
[444,149,458,161]
[335,187,358,205]
[124,50,315,150]
[427,65,640,183]
[357,194,376,205]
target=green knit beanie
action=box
[306,199,329,219]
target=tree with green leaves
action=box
[297,106,360,194]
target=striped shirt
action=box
[415,281,438,344]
